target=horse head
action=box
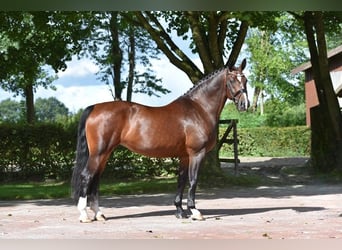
[226,58,249,112]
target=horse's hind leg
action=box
[77,155,106,223]
[87,152,113,221]
[88,172,106,221]
[77,165,94,223]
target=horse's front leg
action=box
[187,151,205,221]
[174,158,189,219]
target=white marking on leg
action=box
[190,208,205,221]
[77,196,91,223]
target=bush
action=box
[219,125,310,157]
[221,102,306,128]
[0,122,310,182]
[264,103,306,127]
[0,123,77,181]
[0,122,178,182]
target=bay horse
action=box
[71,59,248,222]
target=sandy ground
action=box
[1,157,342,239]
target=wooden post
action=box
[218,119,240,174]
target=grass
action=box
[0,178,178,201]
[2,167,341,201]
[0,174,262,201]
[0,182,70,200]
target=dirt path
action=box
[1,157,342,239]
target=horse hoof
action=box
[190,209,205,221]
[79,217,92,223]
[191,214,205,221]
[175,212,188,219]
[95,214,107,221]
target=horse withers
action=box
[71,59,249,222]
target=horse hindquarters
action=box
[71,105,94,203]
[72,105,112,222]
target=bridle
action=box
[226,71,247,104]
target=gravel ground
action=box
[1,157,342,239]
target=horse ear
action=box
[240,58,247,71]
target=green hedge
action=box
[0,123,310,182]
[0,123,178,182]
[219,126,311,157]
[0,123,77,181]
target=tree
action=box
[288,11,342,171]
[85,12,169,101]
[302,12,342,171]
[0,12,92,124]
[129,11,280,179]
[246,14,306,113]
[35,97,69,122]
[0,98,25,123]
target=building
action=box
[291,45,342,126]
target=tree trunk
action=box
[110,12,123,100]
[199,126,226,185]
[24,83,35,124]
[251,86,261,112]
[303,11,342,171]
[310,106,342,171]
[126,26,135,102]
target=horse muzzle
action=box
[235,90,249,112]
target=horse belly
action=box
[121,128,186,158]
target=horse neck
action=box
[188,70,227,124]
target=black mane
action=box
[183,67,228,97]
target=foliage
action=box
[0,122,178,182]
[35,97,69,122]
[0,98,25,123]
[0,123,76,181]
[245,15,306,109]
[220,103,267,128]
[0,120,310,182]
[0,97,71,124]
[220,102,306,128]
[219,126,310,158]
[0,12,57,95]
[263,101,306,127]
[133,11,256,83]
[82,12,170,101]
[0,11,93,123]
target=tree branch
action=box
[225,20,249,68]
[185,11,214,73]
[207,12,224,69]
[133,11,203,83]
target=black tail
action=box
[71,105,95,202]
